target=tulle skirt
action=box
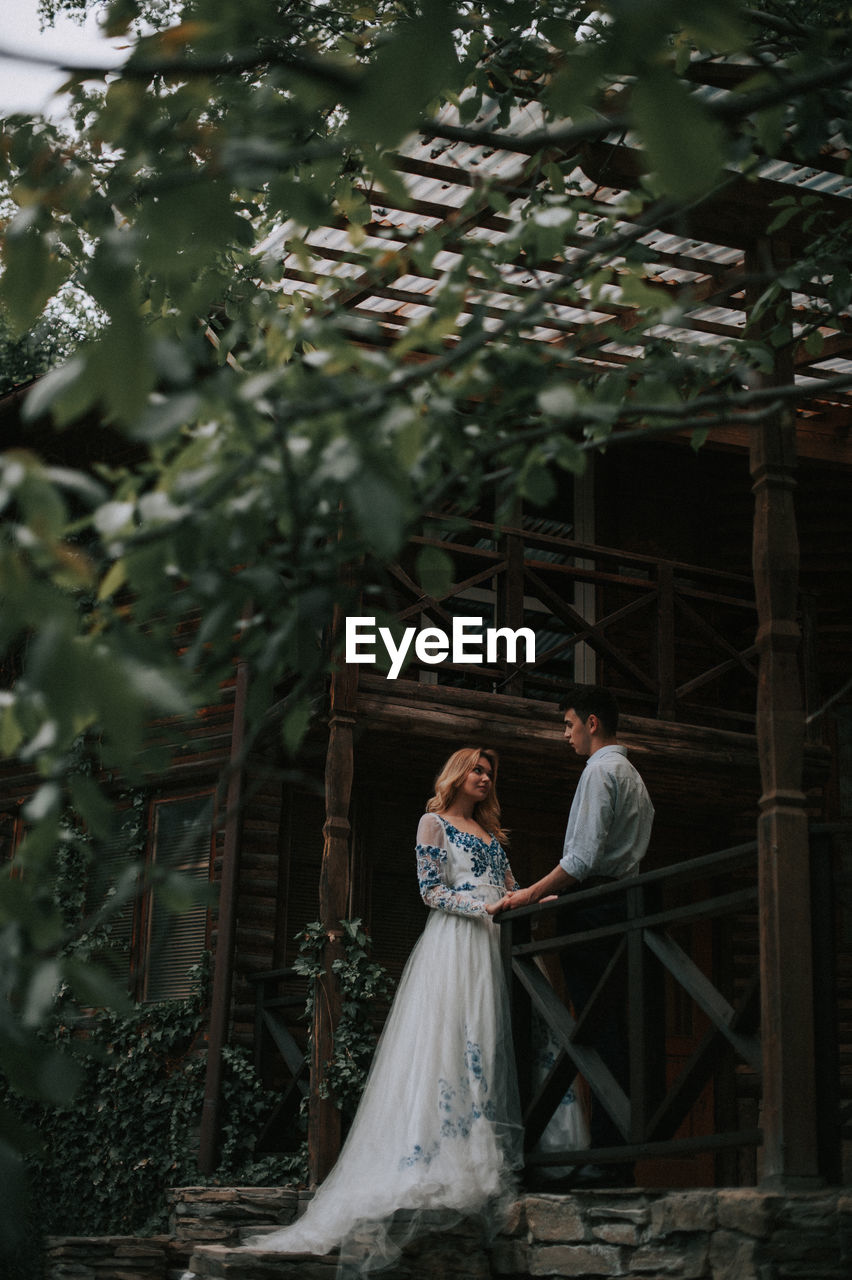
[248,904,524,1274]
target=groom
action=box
[497,683,654,1187]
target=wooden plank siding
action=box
[229,762,289,1046]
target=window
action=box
[89,791,215,1003]
[139,793,215,1003]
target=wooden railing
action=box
[497,830,848,1181]
[388,517,767,730]
[246,831,848,1177]
[248,968,309,1154]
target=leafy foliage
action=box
[1,0,852,1238]
[0,918,391,1266]
[0,302,96,398]
[294,918,396,1118]
[0,956,300,1252]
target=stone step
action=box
[188,1224,494,1280]
[188,1244,338,1279]
[44,1235,187,1280]
[43,1189,852,1280]
[177,1188,852,1280]
[168,1187,313,1248]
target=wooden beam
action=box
[580,141,852,253]
[512,954,631,1139]
[198,641,250,1174]
[746,241,821,1188]
[308,625,359,1185]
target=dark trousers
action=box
[558,893,630,1155]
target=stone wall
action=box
[43,1236,176,1280]
[45,1186,852,1280]
[168,1187,313,1248]
[493,1188,852,1279]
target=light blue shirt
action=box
[559,745,654,882]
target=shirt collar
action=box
[589,744,627,762]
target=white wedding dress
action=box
[243,812,525,1275]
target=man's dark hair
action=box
[559,684,620,737]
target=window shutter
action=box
[143,794,214,1003]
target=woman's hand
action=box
[487,887,533,914]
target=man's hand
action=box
[489,865,579,916]
[487,887,535,915]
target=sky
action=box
[0,0,125,117]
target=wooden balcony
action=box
[385,517,772,732]
[497,824,850,1187]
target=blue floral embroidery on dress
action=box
[416,842,446,893]
[465,1040,486,1088]
[399,1039,496,1168]
[439,818,509,888]
[416,840,487,918]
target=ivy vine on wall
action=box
[0,917,393,1263]
[1,956,298,1245]
[293,918,396,1121]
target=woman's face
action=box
[459,754,493,806]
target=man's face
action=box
[563,708,593,757]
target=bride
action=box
[242,746,524,1274]
[184,746,586,1278]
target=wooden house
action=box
[1,90,851,1200]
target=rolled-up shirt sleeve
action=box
[559,767,616,881]
[416,813,488,918]
[558,746,654,882]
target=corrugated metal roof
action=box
[259,86,852,411]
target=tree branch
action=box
[420,53,852,157]
[0,41,359,93]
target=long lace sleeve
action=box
[416,813,488,918]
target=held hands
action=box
[485,888,561,915]
[486,887,535,914]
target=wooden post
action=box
[746,241,821,1187]
[198,646,250,1174]
[308,643,358,1185]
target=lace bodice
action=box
[416,812,519,918]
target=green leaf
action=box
[348,0,456,146]
[0,703,24,757]
[0,229,72,334]
[69,773,115,842]
[97,558,128,601]
[631,71,727,200]
[35,1044,84,1107]
[804,329,824,357]
[281,697,313,757]
[755,103,787,158]
[20,354,98,428]
[348,470,407,557]
[545,50,603,119]
[520,457,556,507]
[766,202,803,236]
[22,959,63,1029]
[543,161,565,194]
[415,545,453,599]
[682,0,748,52]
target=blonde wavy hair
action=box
[425,747,508,844]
